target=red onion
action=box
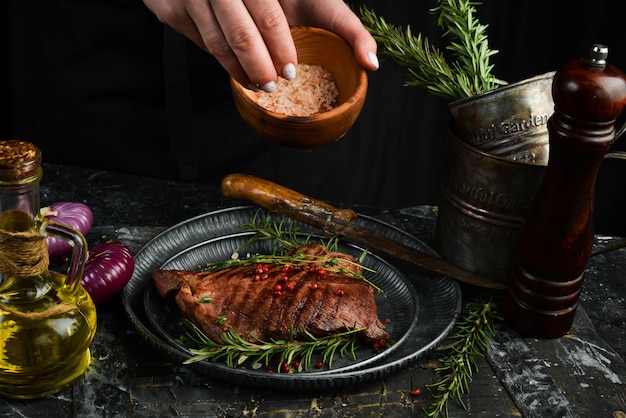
[82,241,135,305]
[41,202,94,259]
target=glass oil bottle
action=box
[0,140,97,398]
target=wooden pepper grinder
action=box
[504,44,626,338]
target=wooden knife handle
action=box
[221,173,358,234]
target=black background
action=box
[3,1,626,235]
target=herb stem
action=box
[223,210,381,292]
[359,1,507,101]
[424,299,498,417]
[181,321,364,372]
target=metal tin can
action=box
[448,72,555,164]
[435,130,547,285]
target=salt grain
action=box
[254,64,339,116]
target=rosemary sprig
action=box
[431,0,504,95]
[236,211,306,253]
[214,210,381,291]
[235,211,341,255]
[205,251,376,281]
[359,1,507,101]
[181,320,363,372]
[424,299,498,417]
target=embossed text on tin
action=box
[448,173,532,214]
[466,113,550,146]
[461,217,520,241]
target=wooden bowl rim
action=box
[231,26,367,122]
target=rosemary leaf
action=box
[209,210,382,292]
[181,321,366,372]
[424,299,499,418]
[359,1,507,101]
[236,211,304,253]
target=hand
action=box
[143,0,378,91]
[280,0,379,72]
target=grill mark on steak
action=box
[152,244,389,345]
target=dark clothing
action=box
[5,1,626,236]
[9,1,172,177]
[5,0,352,202]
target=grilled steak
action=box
[152,243,389,345]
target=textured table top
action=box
[0,163,623,417]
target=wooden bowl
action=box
[231,26,368,148]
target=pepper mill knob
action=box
[589,44,608,67]
[552,44,626,125]
[504,45,626,339]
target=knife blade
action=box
[221,173,506,290]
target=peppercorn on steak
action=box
[152,243,389,345]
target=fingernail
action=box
[260,80,276,93]
[368,51,379,70]
[282,63,296,81]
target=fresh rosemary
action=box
[203,210,381,290]
[235,211,311,253]
[181,320,363,372]
[359,1,507,101]
[205,251,376,282]
[234,210,342,254]
[424,299,499,418]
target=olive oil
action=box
[0,271,97,398]
[0,140,97,398]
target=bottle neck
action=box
[0,172,46,282]
[0,170,42,220]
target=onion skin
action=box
[42,202,94,259]
[82,241,135,305]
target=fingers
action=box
[186,0,296,91]
[280,0,379,72]
[145,0,296,91]
[185,0,256,87]
[242,0,298,81]
[144,0,376,91]
[348,26,380,72]
[338,11,379,71]
[318,2,379,71]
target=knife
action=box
[221,173,506,290]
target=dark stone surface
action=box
[2,162,617,417]
[40,162,626,361]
